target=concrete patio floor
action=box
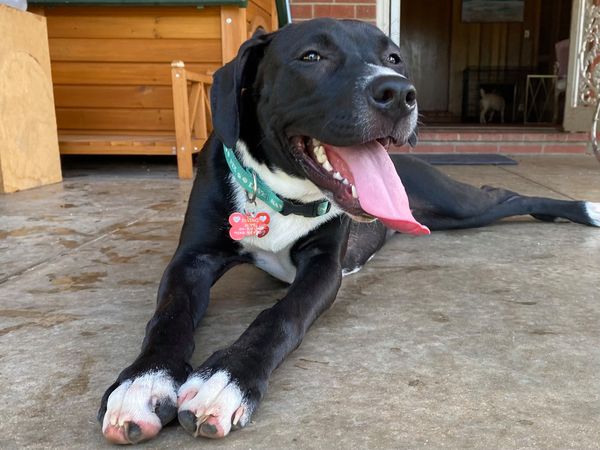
[1,155,600,449]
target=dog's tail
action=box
[480,88,485,97]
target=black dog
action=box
[99,19,600,444]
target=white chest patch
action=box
[252,246,297,284]
[228,142,342,283]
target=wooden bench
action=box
[59,61,212,179]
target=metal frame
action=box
[377,0,400,46]
[524,75,558,124]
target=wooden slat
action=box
[221,6,247,64]
[49,38,222,63]
[490,24,502,68]
[479,25,492,67]
[467,24,481,66]
[448,0,469,115]
[194,87,209,139]
[498,24,508,68]
[56,108,175,131]
[46,13,221,40]
[59,136,204,155]
[51,62,219,85]
[506,23,523,67]
[43,6,221,16]
[185,71,213,84]
[205,88,213,134]
[59,130,174,136]
[247,0,272,36]
[188,82,202,133]
[250,0,272,15]
[520,0,541,67]
[171,63,194,178]
[59,134,174,143]
[54,85,174,108]
[60,144,175,155]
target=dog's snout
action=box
[368,76,417,117]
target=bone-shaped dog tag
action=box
[228,211,270,240]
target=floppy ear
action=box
[210,30,273,148]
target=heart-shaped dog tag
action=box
[228,211,271,240]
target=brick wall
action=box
[289,0,377,25]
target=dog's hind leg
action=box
[342,220,388,275]
[394,155,600,231]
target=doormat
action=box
[402,153,518,166]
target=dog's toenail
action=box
[125,422,142,443]
[155,399,178,425]
[178,410,197,434]
[201,422,218,435]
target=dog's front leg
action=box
[98,249,242,444]
[177,220,348,439]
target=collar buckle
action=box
[246,171,258,204]
[280,199,331,217]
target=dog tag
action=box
[228,211,270,240]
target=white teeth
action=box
[313,144,327,164]
[310,142,352,189]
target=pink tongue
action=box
[326,142,430,235]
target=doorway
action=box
[397,0,573,126]
[399,0,452,113]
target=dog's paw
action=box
[99,371,178,444]
[177,369,256,439]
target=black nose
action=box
[368,76,417,117]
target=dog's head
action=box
[211,18,428,235]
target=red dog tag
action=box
[228,212,270,240]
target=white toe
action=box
[178,370,249,437]
[178,370,230,411]
[102,371,176,434]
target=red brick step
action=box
[392,127,589,155]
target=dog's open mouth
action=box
[290,136,430,235]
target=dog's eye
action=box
[301,51,322,62]
[387,53,401,64]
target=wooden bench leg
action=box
[177,143,193,179]
[171,61,194,179]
